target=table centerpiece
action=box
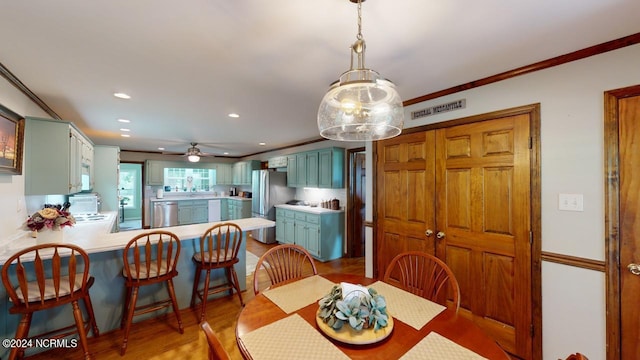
[316,282,393,345]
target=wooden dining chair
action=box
[1,243,99,360]
[383,251,461,312]
[120,231,183,355]
[253,244,318,294]
[191,223,244,322]
[200,321,231,360]
[565,353,588,360]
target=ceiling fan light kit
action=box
[317,0,404,142]
[185,142,208,162]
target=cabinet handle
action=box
[425,229,433,237]
[436,231,446,239]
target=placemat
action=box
[370,281,446,330]
[240,314,350,360]
[400,332,488,360]
[262,275,336,314]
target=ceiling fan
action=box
[183,142,214,162]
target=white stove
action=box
[74,213,110,222]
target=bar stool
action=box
[120,231,184,355]
[191,223,244,322]
[1,243,100,360]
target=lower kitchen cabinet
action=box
[178,200,208,225]
[227,198,252,221]
[275,206,343,261]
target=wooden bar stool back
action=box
[120,231,183,355]
[191,223,244,322]
[252,244,318,295]
[384,251,461,312]
[1,243,99,360]
[200,321,231,360]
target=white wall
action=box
[365,43,639,359]
[0,77,48,248]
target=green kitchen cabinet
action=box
[24,117,94,195]
[215,163,233,185]
[286,155,298,187]
[178,200,208,225]
[232,160,260,186]
[274,206,344,261]
[145,160,165,186]
[220,198,229,220]
[227,198,251,220]
[318,147,345,188]
[285,147,344,189]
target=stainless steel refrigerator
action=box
[251,170,295,243]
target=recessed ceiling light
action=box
[223,152,229,155]
[259,142,266,146]
[158,147,165,151]
[117,118,131,123]
[114,92,131,99]
[228,113,240,118]
[120,128,130,132]
[121,134,130,138]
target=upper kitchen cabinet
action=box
[145,160,165,185]
[318,147,344,188]
[232,160,260,186]
[24,117,94,195]
[287,147,344,189]
[215,163,233,185]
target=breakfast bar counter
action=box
[0,217,274,359]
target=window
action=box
[164,168,216,192]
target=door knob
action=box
[425,230,433,237]
[436,231,446,239]
[628,263,640,276]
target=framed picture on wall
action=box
[0,111,24,175]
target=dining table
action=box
[235,273,510,359]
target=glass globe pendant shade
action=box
[188,154,200,162]
[318,69,403,141]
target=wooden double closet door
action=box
[375,106,536,359]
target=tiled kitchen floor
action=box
[119,219,142,231]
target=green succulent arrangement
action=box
[318,285,389,332]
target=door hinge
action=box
[529,231,533,245]
[530,324,534,337]
[528,137,533,149]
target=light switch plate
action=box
[558,193,584,211]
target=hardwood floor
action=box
[25,239,365,360]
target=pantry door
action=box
[605,85,640,360]
[435,114,532,359]
[375,130,437,276]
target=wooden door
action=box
[618,94,640,359]
[375,131,437,276]
[435,115,532,358]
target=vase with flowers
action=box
[25,207,75,243]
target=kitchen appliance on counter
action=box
[251,170,296,243]
[230,187,237,196]
[153,201,178,228]
[68,193,101,214]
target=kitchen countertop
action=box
[275,204,344,214]
[0,214,274,264]
[150,195,252,202]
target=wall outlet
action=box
[558,193,584,211]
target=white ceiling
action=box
[1,0,639,157]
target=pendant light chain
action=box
[356,0,363,41]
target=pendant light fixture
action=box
[318,0,404,141]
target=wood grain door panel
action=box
[436,115,531,357]
[376,131,436,278]
[619,95,640,359]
